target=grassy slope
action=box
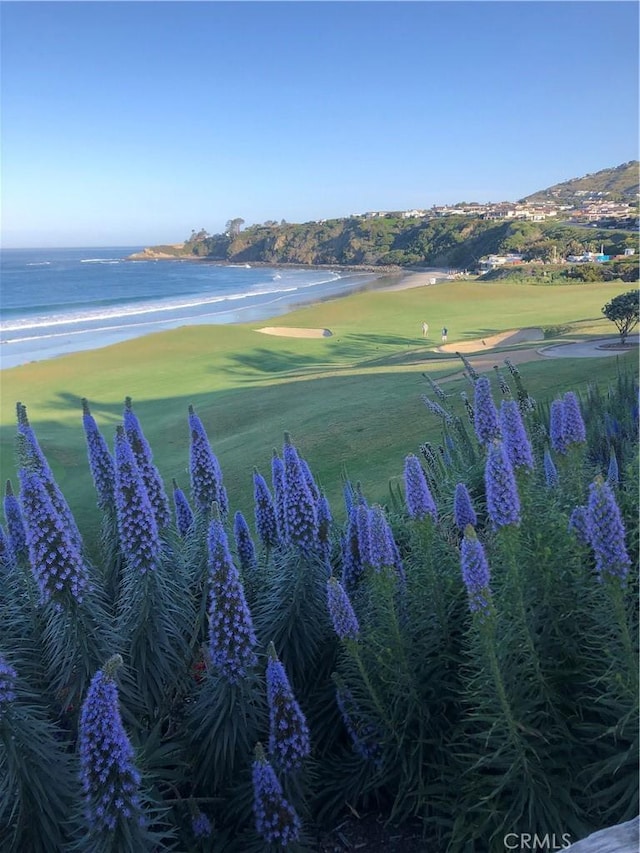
[1,279,636,549]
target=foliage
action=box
[602,290,640,344]
[1,363,638,851]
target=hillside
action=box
[133,163,639,269]
[522,161,639,203]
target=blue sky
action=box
[1,1,638,247]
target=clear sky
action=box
[1,1,638,247]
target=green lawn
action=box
[1,278,635,552]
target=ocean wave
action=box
[80,258,121,264]
[26,262,51,266]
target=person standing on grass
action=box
[441,327,448,343]
[422,322,429,337]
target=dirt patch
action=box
[256,327,333,339]
[436,328,544,354]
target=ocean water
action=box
[0,247,380,369]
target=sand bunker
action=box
[256,327,333,339]
[437,328,544,354]
[540,337,639,359]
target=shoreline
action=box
[2,264,440,371]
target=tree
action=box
[602,290,640,344]
[225,218,245,237]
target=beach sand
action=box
[379,269,453,291]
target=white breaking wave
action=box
[0,275,342,335]
[26,261,51,266]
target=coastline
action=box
[2,263,439,371]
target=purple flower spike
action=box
[266,644,311,771]
[17,404,82,549]
[0,524,14,570]
[4,479,27,556]
[335,681,382,765]
[404,455,437,521]
[253,469,279,549]
[82,399,115,510]
[282,434,318,551]
[172,479,194,538]
[356,504,372,568]
[549,400,567,454]
[191,812,213,839]
[79,655,143,833]
[341,506,364,590]
[19,468,90,607]
[317,493,333,563]
[252,743,301,846]
[123,398,170,529]
[188,405,227,516]
[327,576,359,640]
[485,441,520,528]
[568,505,591,546]
[300,457,320,503]
[587,477,631,584]
[368,506,398,571]
[114,426,160,575]
[562,391,587,446]
[208,516,258,683]
[607,448,619,486]
[460,525,492,619]
[499,399,534,471]
[473,376,501,446]
[543,449,559,488]
[0,654,17,711]
[233,511,258,576]
[271,452,288,542]
[453,483,477,532]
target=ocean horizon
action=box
[0,247,385,370]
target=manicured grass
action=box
[1,279,635,552]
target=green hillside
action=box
[522,161,639,203]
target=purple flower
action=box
[453,482,477,532]
[343,480,356,515]
[607,448,619,486]
[473,376,501,446]
[460,391,475,424]
[327,576,359,640]
[114,425,160,575]
[587,477,631,584]
[253,469,279,549]
[282,434,318,551]
[0,654,17,711]
[368,506,398,572]
[0,524,13,570]
[271,452,288,542]
[266,644,311,771]
[123,398,170,529]
[356,503,372,567]
[334,679,382,765]
[543,449,559,488]
[19,468,90,607]
[499,399,534,471]
[82,399,115,510]
[562,391,587,446]
[317,493,333,564]
[207,517,258,683]
[485,441,520,527]
[549,400,567,454]
[568,505,591,546]
[300,457,320,503]
[404,455,437,521]
[252,744,301,846]
[79,655,143,832]
[421,395,453,423]
[341,506,364,590]
[17,404,82,549]
[172,479,194,538]
[188,405,228,516]
[191,811,213,839]
[233,511,257,576]
[460,526,492,618]
[493,365,512,396]
[4,479,26,556]
[456,351,479,382]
